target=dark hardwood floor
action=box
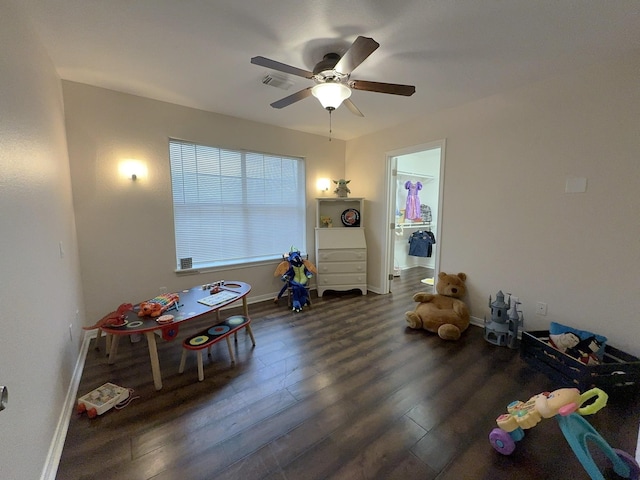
[57,267,639,479]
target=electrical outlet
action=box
[536,302,548,316]
[159,286,167,293]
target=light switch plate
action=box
[565,177,587,193]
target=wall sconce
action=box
[317,178,330,192]
[119,160,147,181]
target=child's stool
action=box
[179,315,255,381]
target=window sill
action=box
[174,256,287,276]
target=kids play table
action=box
[100,281,251,390]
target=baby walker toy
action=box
[489,387,639,480]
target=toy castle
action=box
[484,290,523,348]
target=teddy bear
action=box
[405,271,470,340]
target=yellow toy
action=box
[320,215,333,227]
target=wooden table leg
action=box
[245,323,256,346]
[108,335,120,364]
[145,331,163,390]
[225,336,236,363]
[241,298,255,345]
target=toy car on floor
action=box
[76,382,129,419]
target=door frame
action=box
[383,139,446,293]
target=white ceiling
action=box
[16,0,640,140]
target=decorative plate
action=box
[341,208,360,227]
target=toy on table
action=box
[137,292,180,317]
[202,280,225,293]
[82,303,133,330]
[273,247,317,312]
[489,387,640,480]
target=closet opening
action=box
[383,140,445,293]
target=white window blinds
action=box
[169,139,306,269]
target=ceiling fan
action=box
[251,36,415,117]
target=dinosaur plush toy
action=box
[274,248,317,312]
[83,303,133,330]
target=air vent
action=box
[262,74,293,91]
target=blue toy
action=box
[489,387,639,480]
[273,247,317,312]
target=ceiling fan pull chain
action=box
[328,109,332,141]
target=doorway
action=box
[384,140,445,293]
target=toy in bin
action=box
[77,383,130,419]
[489,387,640,480]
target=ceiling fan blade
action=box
[251,56,314,79]
[334,36,380,75]
[270,87,313,109]
[350,79,416,96]
[343,98,364,117]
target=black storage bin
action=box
[520,330,640,391]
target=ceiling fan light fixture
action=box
[311,82,351,110]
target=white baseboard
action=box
[636,423,639,463]
[40,330,95,480]
[469,316,484,328]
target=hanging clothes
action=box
[408,230,436,257]
[420,204,432,223]
[404,181,423,221]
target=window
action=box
[169,139,306,270]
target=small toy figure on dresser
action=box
[333,179,351,197]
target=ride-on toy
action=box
[489,387,639,480]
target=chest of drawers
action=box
[315,228,367,297]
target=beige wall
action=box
[347,54,640,356]
[62,82,346,322]
[0,1,85,478]
[65,54,640,357]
